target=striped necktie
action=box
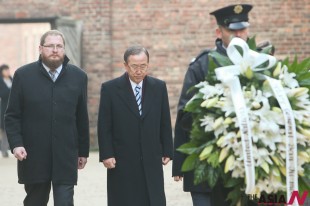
[49,70,56,82]
[135,85,142,115]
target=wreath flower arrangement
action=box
[178,36,310,205]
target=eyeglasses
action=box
[42,44,64,51]
[128,64,148,72]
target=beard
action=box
[41,54,64,70]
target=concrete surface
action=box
[0,151,192,206]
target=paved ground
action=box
[0,151,192,206]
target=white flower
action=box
[218,91,235,117]
[276,143,287,160]
[231,159,245,178]
[197,82,223,100]
[255,174,286,195]
[279,65,299,88]
[200,115,215,132]
[252,146,273,167]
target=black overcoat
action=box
[0,77,11,129]
[5,56,89,185]
[98,73,173,206]
[172,39,229,205]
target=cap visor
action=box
[228,22,250,30]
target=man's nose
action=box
[234,30,243,37]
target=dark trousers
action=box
[24,182,74,206]
[191,192,212,206]
[0,129,9,157]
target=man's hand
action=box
[173,176,183,182]
[103,157,116,169]
[13,147,27,161]
[78,157,87,169]
[162,157,170,165]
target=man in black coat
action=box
[5,30,89,206]
[172,4,258,206]
[97,45,173,206]
[0,64,12,157]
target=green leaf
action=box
[299,57,310,71]
[299,176,310,192]
[227,185,242,206]
[205,164,219,188]
[207,150,220,167]
[299,77,310,87]
[193,163,219,188]
[193,162,208,185]
[186,85,198,95]
[224,177,242,188]
[284,56,310,94]
[259,44,274,55]
[209,51,232,66]
[184,98,203,113]
[181,153,199,172]
[247,35,257,50]
[301,163,310,190]
[177,142,199,155]
[201,164,219,187]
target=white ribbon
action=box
[215,37,298,200]
[266,77,298,206]
[215,38,277,194]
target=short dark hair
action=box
[124,45,149,64]
[0,64,9,77]
[40,30,66,46]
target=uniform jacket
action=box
[0,76,12,129]
[172,39,227,193]
[98,73,173,206]
[5,56,89,185]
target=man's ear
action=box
[124,62,129,72]
[215,27,222,39]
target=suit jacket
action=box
[0,77,12,129]
[97,73,173,206]
[5,56,89,185]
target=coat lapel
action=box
[141,76,155,119]
[38,62,52,81]
[116,73,141,118]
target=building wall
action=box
[0,0,309,148]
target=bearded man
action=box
[5,30,89,206]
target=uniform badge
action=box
[234,5,243,14]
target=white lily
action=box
[200,115,215,132]
[197,82,223,100]
[279,64,299,89]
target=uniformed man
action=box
[172,4,260,206]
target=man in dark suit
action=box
[5,30,89,206]
[97,45,173,206]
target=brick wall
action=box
[0,0,309,148]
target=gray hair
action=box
[124,45,149,63]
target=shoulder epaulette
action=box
[189,49,210,65]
